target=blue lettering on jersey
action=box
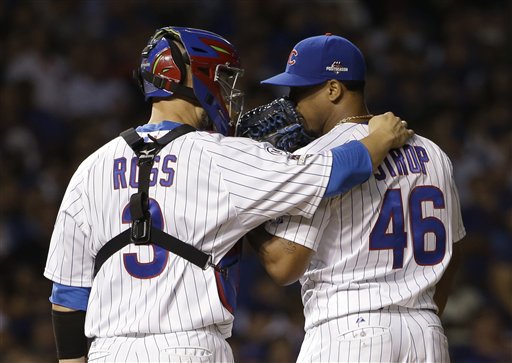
[383,157,398,178]
[113,155,177,190]
[414,146,429,174]
[113,157,128,189]
[160,155,177,187]
[373,144,429,181]
[369,185,446,268]
[129,157,138,188]
[390,149,409,176]
[374,166,386,181]
[404,145,421,173]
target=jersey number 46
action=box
[369,186,446,269]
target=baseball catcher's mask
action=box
[215,64,244,125]
[136,26,244,136]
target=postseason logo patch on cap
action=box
[326,61,348,74]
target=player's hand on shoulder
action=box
[368,112,414,149]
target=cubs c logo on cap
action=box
[287,49,298,65]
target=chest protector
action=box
[93,125,242,313]
[94,125,222,277]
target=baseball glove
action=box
[235,97,315,152]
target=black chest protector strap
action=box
[94,124,222,277]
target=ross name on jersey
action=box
[374,144,429,180]
[113,155,176,189]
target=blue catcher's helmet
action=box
[137,26,244,136]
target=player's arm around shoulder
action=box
[359,112,414,170]
[246,224,313,286]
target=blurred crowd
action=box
[0,1,510,362]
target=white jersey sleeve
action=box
[198,133,332,229]
[265,198,332,251]
[265,124,360,251]
[44,152,99,287]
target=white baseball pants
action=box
[87,325,233,362]
[297,308,449,363]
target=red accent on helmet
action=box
[152,48,182,84]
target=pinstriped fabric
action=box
[44,127,332,346]
[297,309,449,363]
[266,123,465,358]
[88,326,232,362]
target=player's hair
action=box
[135,26,244,136]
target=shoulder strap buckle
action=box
[129,191,151,244]
[131,216,151,245]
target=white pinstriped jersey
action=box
[266,123,466,332]
[44,124,332,339]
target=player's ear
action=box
[327,79,343,102]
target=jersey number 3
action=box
[369,186,446,269]
[122,199,169,279]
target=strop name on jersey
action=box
[374,144,429,181]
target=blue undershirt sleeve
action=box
[50,283,91,311]
[324,140,372,198]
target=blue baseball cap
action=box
[261,33,366,87]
